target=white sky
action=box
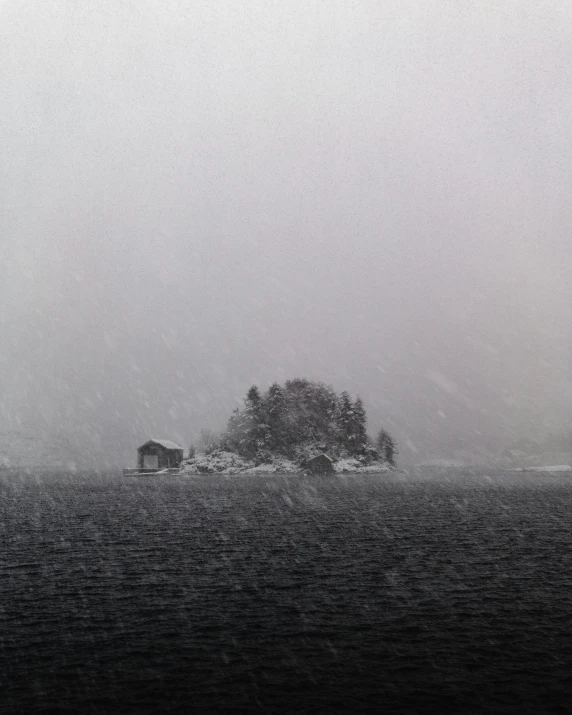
[1,1,571,465]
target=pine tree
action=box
[246,385,261,407]
[265,382,286,452]
[225,407,252,456]
[352,397,368,454]
[243,385,269,457]
[337,391,354,452]
[377,428,397,466]
[220,378,380,465]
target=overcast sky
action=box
[1,0,571,466]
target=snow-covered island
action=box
[181,379,396,475]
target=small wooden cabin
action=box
[137,439,184,471]
[306,453,334,475]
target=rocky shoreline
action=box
[180,450,390,475]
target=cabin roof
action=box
[139,438,183,451]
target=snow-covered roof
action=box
[139,439,183,451]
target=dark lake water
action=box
[2,468,572,713]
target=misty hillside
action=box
[0,428,82,470]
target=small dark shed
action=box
[137,439,184,471]
[306,453,334,475]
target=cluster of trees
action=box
[194,378,397,466]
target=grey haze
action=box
[1,0,571,467]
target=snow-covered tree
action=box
[352,396,368,453]
[220,379,383,464]
[336,391,354,451]
[197,429,221,455]
[265,382,286,452]
[376,428,397,466]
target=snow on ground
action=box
[181,450,390,475]
[244,457,300,473]
[181,450,253,474]
[414,459,465,468]
[334,458,389,473]
[512,465,572,473]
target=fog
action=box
[1,0,571,467]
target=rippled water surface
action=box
[2,469,572,713]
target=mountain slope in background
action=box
[0,428,83,470]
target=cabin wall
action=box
[307,456,334,474]
[137,445,184,469]
[137,444,168,469]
